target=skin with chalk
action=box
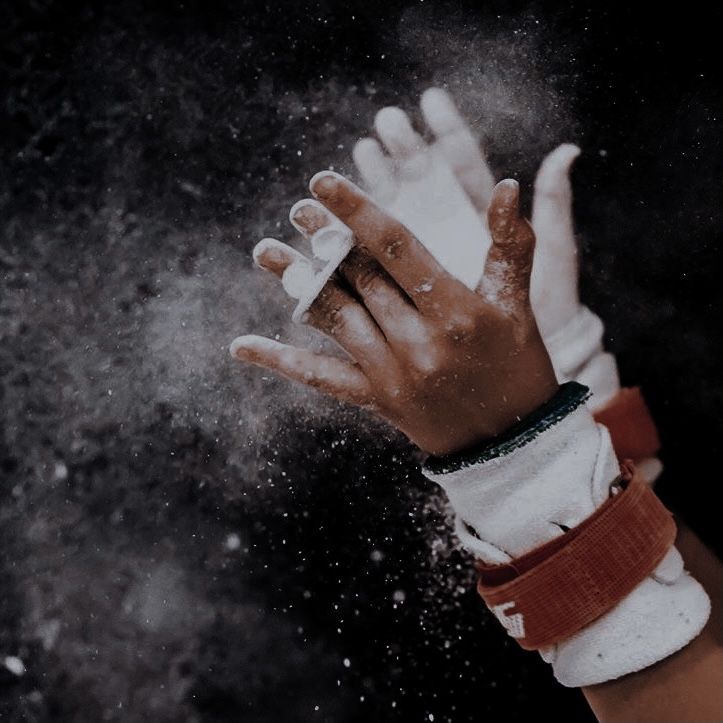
[232,173,558,456]
[231,88,588,454]
[353,88,584,339]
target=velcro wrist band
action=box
[423,381,710,685]
[592,387,661,461]
[474,468,676,650]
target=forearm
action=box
[583,525,723,722]
[563,325,723,719]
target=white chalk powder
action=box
[290,233,354,324]
[3,656,25,676]
[281,259,316,300]
[310,226,352,262]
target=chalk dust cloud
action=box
[0,3,640,721]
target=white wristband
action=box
[544,305,620,410]
[545,305,665,485]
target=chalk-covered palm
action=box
[352,87,581,342]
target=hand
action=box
[352,87,582,340]
[231,173,558,457]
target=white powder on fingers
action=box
[310,224,353,262]
[297,147,489,317]
[281,259,316,299]
[229,334,283,358]
[420,87,467,135]
[252,237,286,265]
[281,190,357,320]
[352,137,398,203]
[533,143,581,197]
[290,237,354,325]
[374,106,429,181]
[288,198,355,259]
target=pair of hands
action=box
[350,87,582,341]
[231,89,580,456]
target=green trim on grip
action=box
[423,381,591,475]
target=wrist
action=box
[420,346,559,458]
[424,384,609,562]
[424,381,581,478]
[544,305,621,409]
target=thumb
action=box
[531,143,579,245]
[476,179,536,313]
[530,143,582,336]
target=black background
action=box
[1,1,721,721]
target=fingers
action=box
[253,237,391,368]
[420,87,496,213]
[477,179,536,312]
[290,199,424,342]
[308,171,466,313]
[339,248,428,341]
[353,107,427,200]
[352,138,397,203]
[253,237,315,300]
[230,335,374,407]
[288,198,353,262]
[373,107,429,180]
[287,199,330,237]
[531,143,580,251]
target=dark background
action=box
[1,1,721,721]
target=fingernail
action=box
[229,335,256,359]
[252,237,282,268]
[498,178,519,190]
[309,170,344,199]
[289,198,328,234]
[290,198,320,220]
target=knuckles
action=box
[444,312,481,341]
[399,313,484,379]
[407,347,445,378]
[431,306,485,345]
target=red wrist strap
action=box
[592,387,661,461]
[475,466,676,650]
